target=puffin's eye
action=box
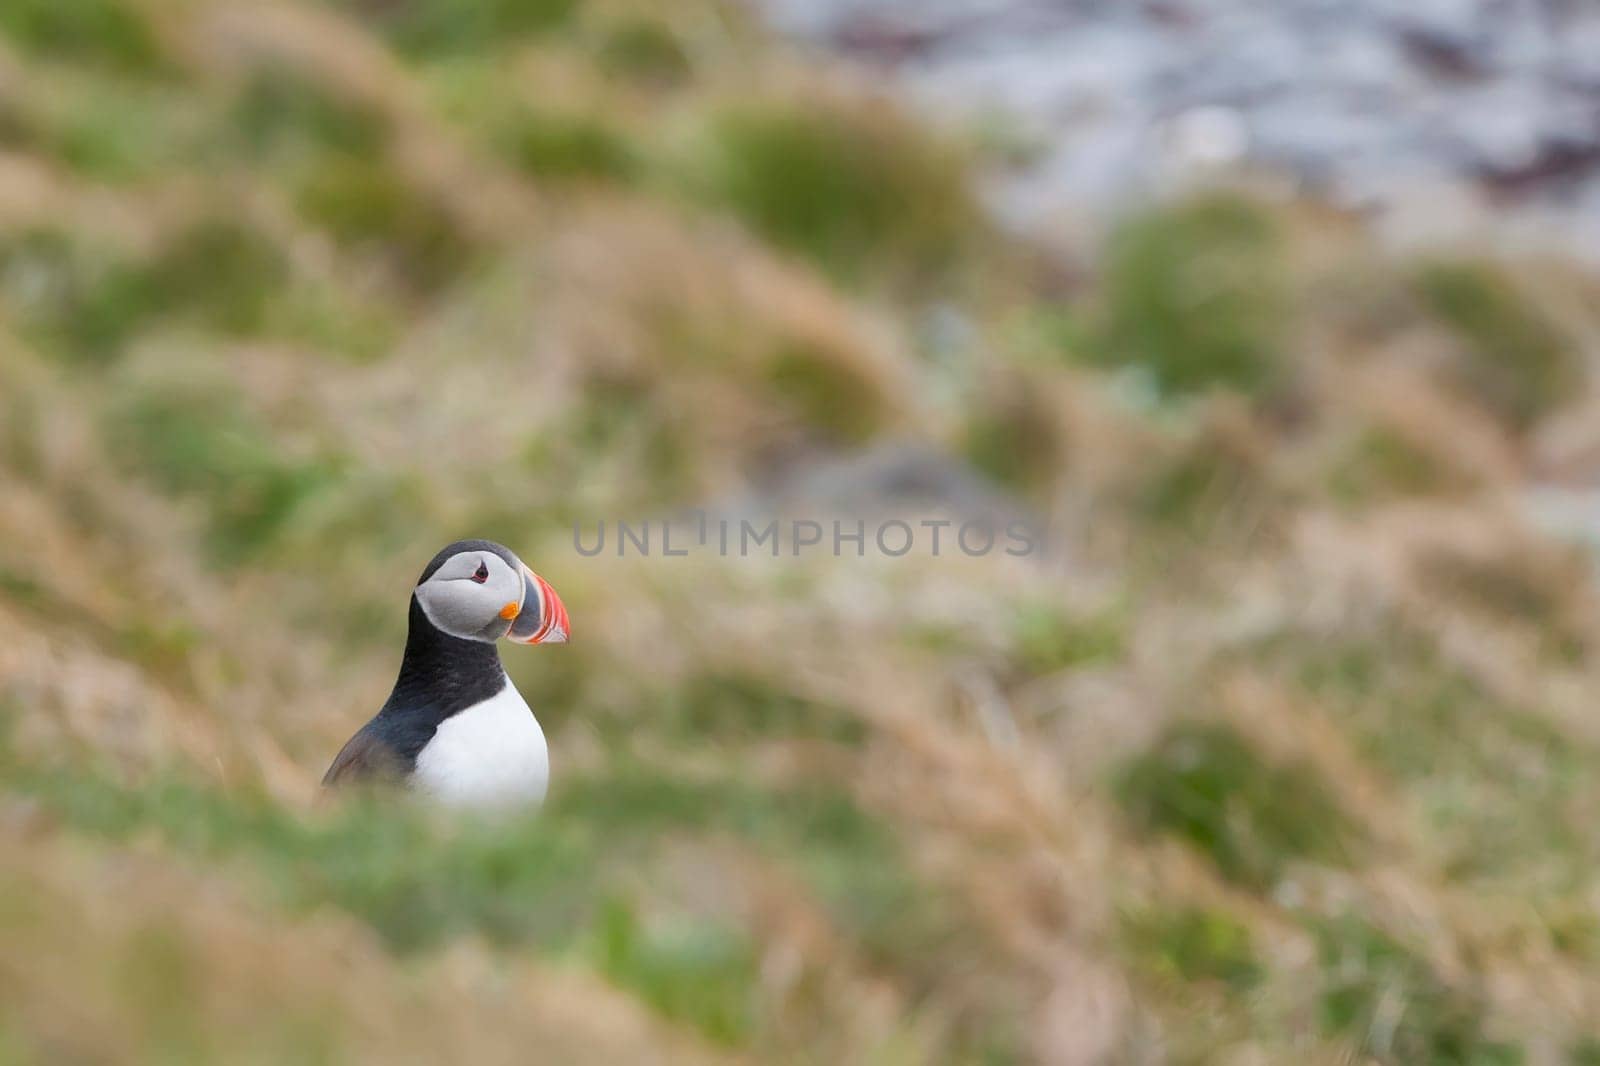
[471,561,489,584]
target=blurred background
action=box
[2,0,1600,1062]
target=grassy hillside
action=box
[3,1,1600,1062]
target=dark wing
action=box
[321,720,407,788]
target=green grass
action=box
[553,762,876,844]
[1415,260,1579,431]
[148,219,292,335]
[594,900,757,1046]
[661,671,866,746]
[329,0,576,58]
[1008,601,1125,676]
[0,1023,37,1066]
[765,342,889,445]
[0,219,291,362]
[493,107,640,183]
[553,764,959,980]
[0,0,168,76]
[226,67,390,165]
[1313,914,1521,1065]
[0,229,166,363]
[963,388,1062,494]
[0,740,954,1048]
[273,282,400,363]
[1115,721,1358,890]
[1133,431,1279,547]
[1326,426,1474,507]
[0,566,47,612]
[105,384,339,561]
[3,761,598,954]
[1083,196,1285,398]
[517,376,698,513]
[1284,630,1600,889]
[38,79,200,181]
[113,616,202,681]
[1573,1039,1600,1065]
[295,157,476,296]
[594,18,692,86]
[692,100,975,283]
[1121,904,1261,991]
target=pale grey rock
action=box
[749,0,1600,259]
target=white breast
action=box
[410,675,549,809]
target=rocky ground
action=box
[756,0,1600,259]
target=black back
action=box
[323,593,508,785]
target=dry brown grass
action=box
[0,822,738,1065]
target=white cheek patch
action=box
[416,579,496,642]
[415,585,443,629]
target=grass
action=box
[963,384,1063,494]
[493,107,640,183]
[1574,1039,1600,1066]
[594,900,757,1046]
[1285,630,1600,889]
[1326,426,1476,507]
[0,219,291,363]
[0,742,964,1051]
[331,0,577,58]
[35,78,200,182]
[2,708,913,965]
[692,98,976,283]
[106,383,340,561]
[1416,260,1580,431]
[1081,195,1286,398]
[554,763,877,848]
[0,96,41,154]
[1121,904,1261,991]
[765,341,890,445]
[1313,914,1520,1065]
[3,759,598,954]
[660,671,866,746]
[0,229,152,364]
[1007,600,1126,676]
[226,66,391,165]
[594,17,692,86]
[295,156,476,296]
[553,764,961,987]
[1116,721,1359,890]
[1416,545,1590,663]
[0,0,168,76]
[1133,424,1280,548]
[148,219,292,335]
[521,376,698,511]
[4,1,1600,1061]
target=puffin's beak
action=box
[506,564,569,645]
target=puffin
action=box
[322,539,569,807]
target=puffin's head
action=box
[412,539,569,645]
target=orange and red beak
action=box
[506,564,569,645]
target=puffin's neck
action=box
[381,595,507,723]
